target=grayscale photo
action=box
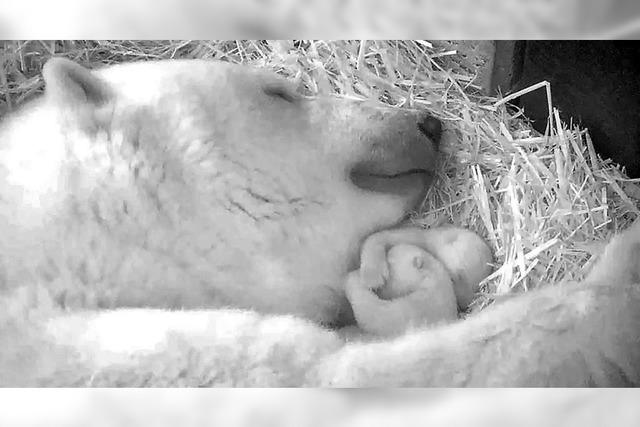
[3,0,640,421]
[1,38,639,387]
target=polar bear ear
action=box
[42,57,112,107]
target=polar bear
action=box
[0,57,441,327]
[345,226,494,336]
[345,245,459,336]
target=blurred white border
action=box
[1,0,640,39]
[0,388,639,427]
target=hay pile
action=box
[2,40,639,312]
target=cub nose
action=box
[417,113,443,148]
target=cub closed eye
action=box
[413,256,424,270]
[263,81,300,104]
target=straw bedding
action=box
[1,40,639,385]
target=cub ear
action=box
[42,57,112,107]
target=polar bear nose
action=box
[417,113,443,148]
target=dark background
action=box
[506,41,640,178]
